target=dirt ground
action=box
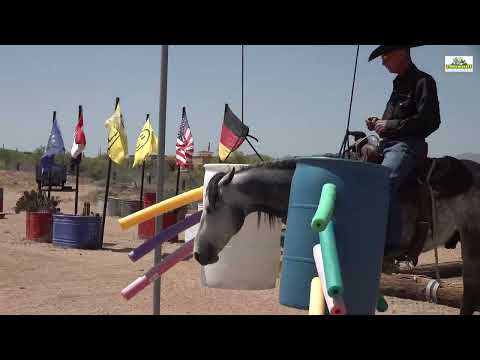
[0,170,464,315]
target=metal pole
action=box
[75,161,80,214]
[100,97,119,248]
[100,159,112,247]
[153,45,168,315]
[175,165,180,195]
[140,162,145,207]
[48,111,56,199]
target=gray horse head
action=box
[193,168,247,265]
[193,161,295,266]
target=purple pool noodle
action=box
[122,240,194,300]
[128,210,202,262]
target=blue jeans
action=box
[381,138,425,254]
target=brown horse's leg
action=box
[460,228,480,315]
[445,231,460,249]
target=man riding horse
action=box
[365,45,441,266]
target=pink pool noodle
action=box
[121,240,194,300]
[313,244,347,315]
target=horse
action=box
[193,151,480,315]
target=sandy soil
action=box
[0,170,464,315]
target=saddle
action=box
[346,132,432,266]
[347,132,474,267]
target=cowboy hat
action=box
[368,45,422,62]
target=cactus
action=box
[14,190,61,213]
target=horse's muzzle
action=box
[194,248,219,266]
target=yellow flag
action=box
[104,102,128,165]
[133,118,158,167]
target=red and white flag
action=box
[175,107,194,168]
[70,106,86,160]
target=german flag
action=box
[218,104,249,161]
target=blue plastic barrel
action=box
[52,214,102,249]
[279,157,390,314]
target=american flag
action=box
[175,107,194,168]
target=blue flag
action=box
[41,118,65,173]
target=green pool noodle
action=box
[319,220,344,297]
[311,183,337,233]
[376,295,388,312]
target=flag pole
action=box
[74,105,82,215]
[153,45,168,315]
[100,97,119,248]
[48,111,56,199]
[139,114,149,207]
[240,45,262,162]
[175,165,181,195]
[140,162,145,206]
[245,137,264,162]
[241,45,244,124]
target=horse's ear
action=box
[218,168,235,187]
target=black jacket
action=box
[381,64,441,140]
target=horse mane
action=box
[255,209,284,229]
[235,158,297,173]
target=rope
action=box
[338,45,360,158]
[425,159,441,283]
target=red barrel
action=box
[138,193,157,240]
[137,192,180,242]
[164,211,179,243]
[26,211,53,243]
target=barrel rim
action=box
[53,214,101,219]
[26,210,53,215]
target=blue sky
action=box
[0,45,478,158]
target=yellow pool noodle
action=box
[118,186,204,230]
[309,277,326,315]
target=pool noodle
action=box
[309,277,326,315]
[121,240,194,300]
[313,244,347,315]
[311,183,336,233]
[319,221,344,297]
[118,186,204,230]
[128,211,202,262]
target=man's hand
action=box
[374,120,387,135]
[365,117,379,131]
